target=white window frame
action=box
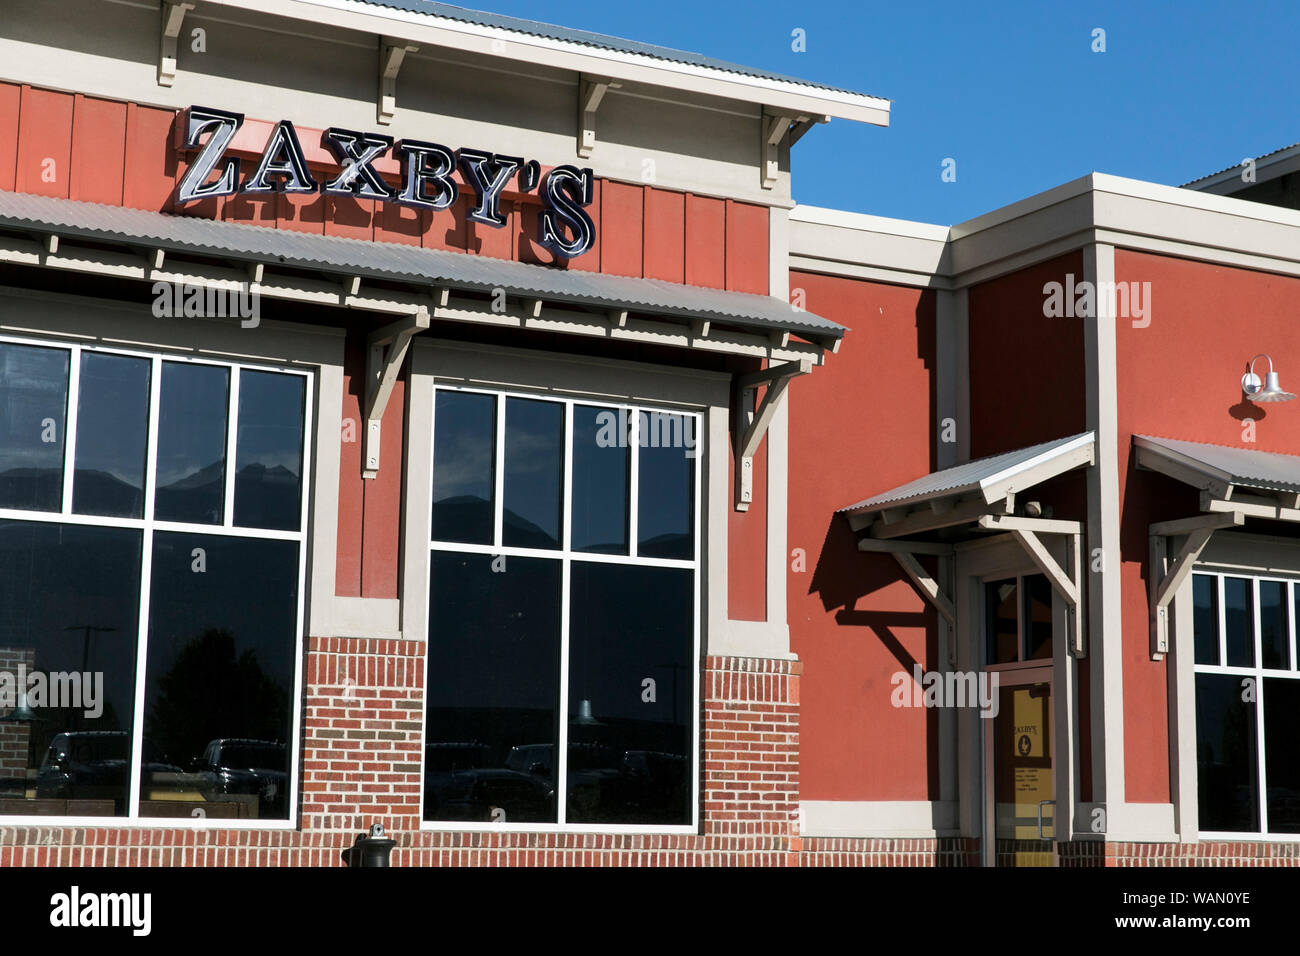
[0,284,341,830]
[1190,568,1300,841]
[408,338,724,835]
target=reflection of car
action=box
[619,751,688,820]
[35,732,181,811]
[427,769,554,823]
[424,742,491,772]
[194,739,288,818]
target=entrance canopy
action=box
[837,432,1096,659]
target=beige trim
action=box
[799,800,959,838]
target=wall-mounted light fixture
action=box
[1242,354,1296,403]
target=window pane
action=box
[0,520,142,817]
[233,371,305,532]
[567,563,693,825]
[1193,574,1219,666]
[1264,678,1300,833]
[73,351,150,519]
[1224,577,1255,668]
[1195,673,1259,832]
[0,343,68,512]
[502,398,563,550]
[155,363,229,525]
[140,532,299,820]
[1023,574,1053,660]
[1260,581,1290,671]
[425,552,560,824]
[431,391,496,544]
[637,411,695,560]
[571,405,628,554]
[986,579,1018,665]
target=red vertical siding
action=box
[277,190,326,234]
[684,194,726,289]
[69,95,127,205]
[0,82,19,192]
[724,200,769,295]
[121,103,178,212]
[600,181,644,278]
[15,86,73,198]
[643,187,685,283]
[360,374,405,598]
[325,195,376,242]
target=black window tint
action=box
[1193,575,1219,666]
[0,520,142,817]
[1264,678,1300,833]
[1260,581,1290,671]
[502,398,563,550]
[1224,577,1255,668]
[567,563,693,825]
[431,391,496,544]
[1023,574,1053,660]
[0,343,68,512]
[425,552,561,824]
[155,362,229,525]
[637,412,695,560]
[571,405,629,554]
[73,351,150,519]
[140,532,299,820]
[986,579,1018,665]
[233,371,305,532]
[1195,673,1259,832]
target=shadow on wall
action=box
[807,512,941,793]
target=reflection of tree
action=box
[147,628,288,764]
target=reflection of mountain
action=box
[72,468,144,516]
[503,507,557,549]
[155,459,224,523]
[233,463,300,527]
[637,532,691,559]
[0,466,63,510]
[432,494,493,542]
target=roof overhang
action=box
[0,191,842,364]
[838,432,1096,536]
[202,0,891,127]
[1181,143,1300,195]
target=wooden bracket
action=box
[577,75,621,158]
[733,358,810,510]
[158,1,195,88]
[379,39,420,125]
[1148,511,1244,659]
[999,524,1087,658]
[363,306,430,479]
[760,111,800,190]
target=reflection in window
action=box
[0,343,68,512]
[567,563,692,826]
[0,521,142,817]
[155,362,229,525]
[234,371,305,532]
[140,533,298,820]
[73,351,150,519]
[1023,574,1053,660]
[1195,673,1258,832]
[1264,678,1300,833]
[985,579,1018,665]
[425,552,560,824]
[637,412,694,560]
[1224,577,1254,668]
[503,398,563,550]
[431,391,496,544]
[571,406,629,554]
[1193,574,1219,666]
[1260,581,1289,670]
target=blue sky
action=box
[473,0,1300,225]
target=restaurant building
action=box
[0,0,1298,867]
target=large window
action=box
[424,387,699,830]
[0,336,309,823]
[1192,571,1300,835]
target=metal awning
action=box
[0,190,842,361]
[838,432,1095,535]
[1134,435,1300,500]
[1135,435,1300,661]
[838,433,1095,659]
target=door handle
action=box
[1037,800,1056,840]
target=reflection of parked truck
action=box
[194,738,288,819]
[35,731,181,813]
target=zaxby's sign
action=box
[175,106,596,258]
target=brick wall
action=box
[0,647,36,774]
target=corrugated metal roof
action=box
[1134,435,1300,494]
[341,0,870,97]
[1181,141,1300,188]
[0,191,844,340]
[838,432,1095,515]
